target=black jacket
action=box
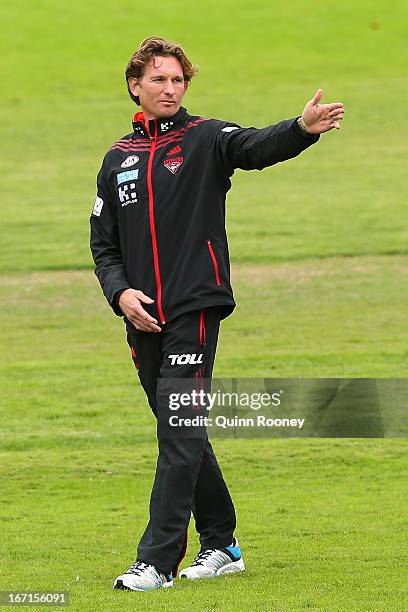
[90,107,319,329]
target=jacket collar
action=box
[132,106,187,138]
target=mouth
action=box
[159,100,176,105]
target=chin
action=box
[157,105,178,117]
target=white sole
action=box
[216,557,245,576]
[114,578,173,591]
[180,556,245,579]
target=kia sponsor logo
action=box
[121,155,139,168]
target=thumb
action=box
[312,88,323,105]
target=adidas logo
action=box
[167,145,182,156]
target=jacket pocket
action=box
[206,239,222,286]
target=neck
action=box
[141,110,157,123]
[139,106,183,124]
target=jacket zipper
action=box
[207,240,221,286]
[146,120,166,324]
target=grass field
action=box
[1,0,408,610]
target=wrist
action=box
[297,116,312,135]
[116,288,130,310]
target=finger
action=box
[135,291,154,304]
[134,307,159,325]
[141,320,162,332]
[324,102,344,112]
[143,322,162,332]
[130,315,162,332]
[312,88,323,104]
[133,301,157,320]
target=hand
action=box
[118,289,162,332]
[301,89,345,134]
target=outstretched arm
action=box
[215,89,345,174]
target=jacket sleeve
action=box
[89,158,130,316]
[215,117,320,176]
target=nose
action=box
[163,79,175,96]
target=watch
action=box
[297,116,311,135]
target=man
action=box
[90,36,344,592]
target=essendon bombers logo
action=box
[164,156,183,174]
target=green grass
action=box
[1,0,408,609]
[1,0,407,271]
[1,440,407,611]
[1,262,407,611]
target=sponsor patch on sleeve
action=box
[221,126,240,133]
[92,196,104,216]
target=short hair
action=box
[125,36,198,105]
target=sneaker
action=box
[179,537,245,580]
[113,560,173,591]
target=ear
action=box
[128,77,140,98]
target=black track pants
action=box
[127,307,236,577]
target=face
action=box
[129,55,188,121]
